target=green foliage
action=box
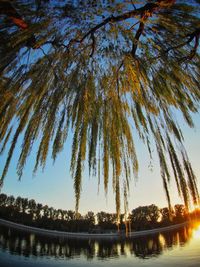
[0,0,200,217]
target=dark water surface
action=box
[0,221,200,267]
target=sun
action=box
[189,204,200,213]
[192,224,200,240]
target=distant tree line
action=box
[0,194,199,233]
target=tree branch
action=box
[187,29,200,60]
[79,3,159,42]
[66,1,175,56]
[151,28,200,61]
[131,1,137,10]
[131,21,145,57]
[66,2,160,51]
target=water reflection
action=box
[0,222,199,261]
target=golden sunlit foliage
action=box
[0,0,200,218]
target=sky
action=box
[0,110,200,214]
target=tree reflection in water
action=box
[0,224,195,260]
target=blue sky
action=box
[0,111,200,214]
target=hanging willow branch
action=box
[0,0,200,217]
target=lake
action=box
[0,221,200,267]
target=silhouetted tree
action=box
[28,199,37,220]
[7,195,15,207]
[131,204,160,230]
[174,204,188,222]
[0,193,7,206]
[0,193,197,232]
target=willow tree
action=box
[0,0,200,220]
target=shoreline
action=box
[0,218,189,239]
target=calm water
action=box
[0,222,200,267]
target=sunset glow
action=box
[192,223,200,240]
[189,204,200,213]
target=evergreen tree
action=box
[0,0,200,220]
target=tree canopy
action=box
[0,0,200,220]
